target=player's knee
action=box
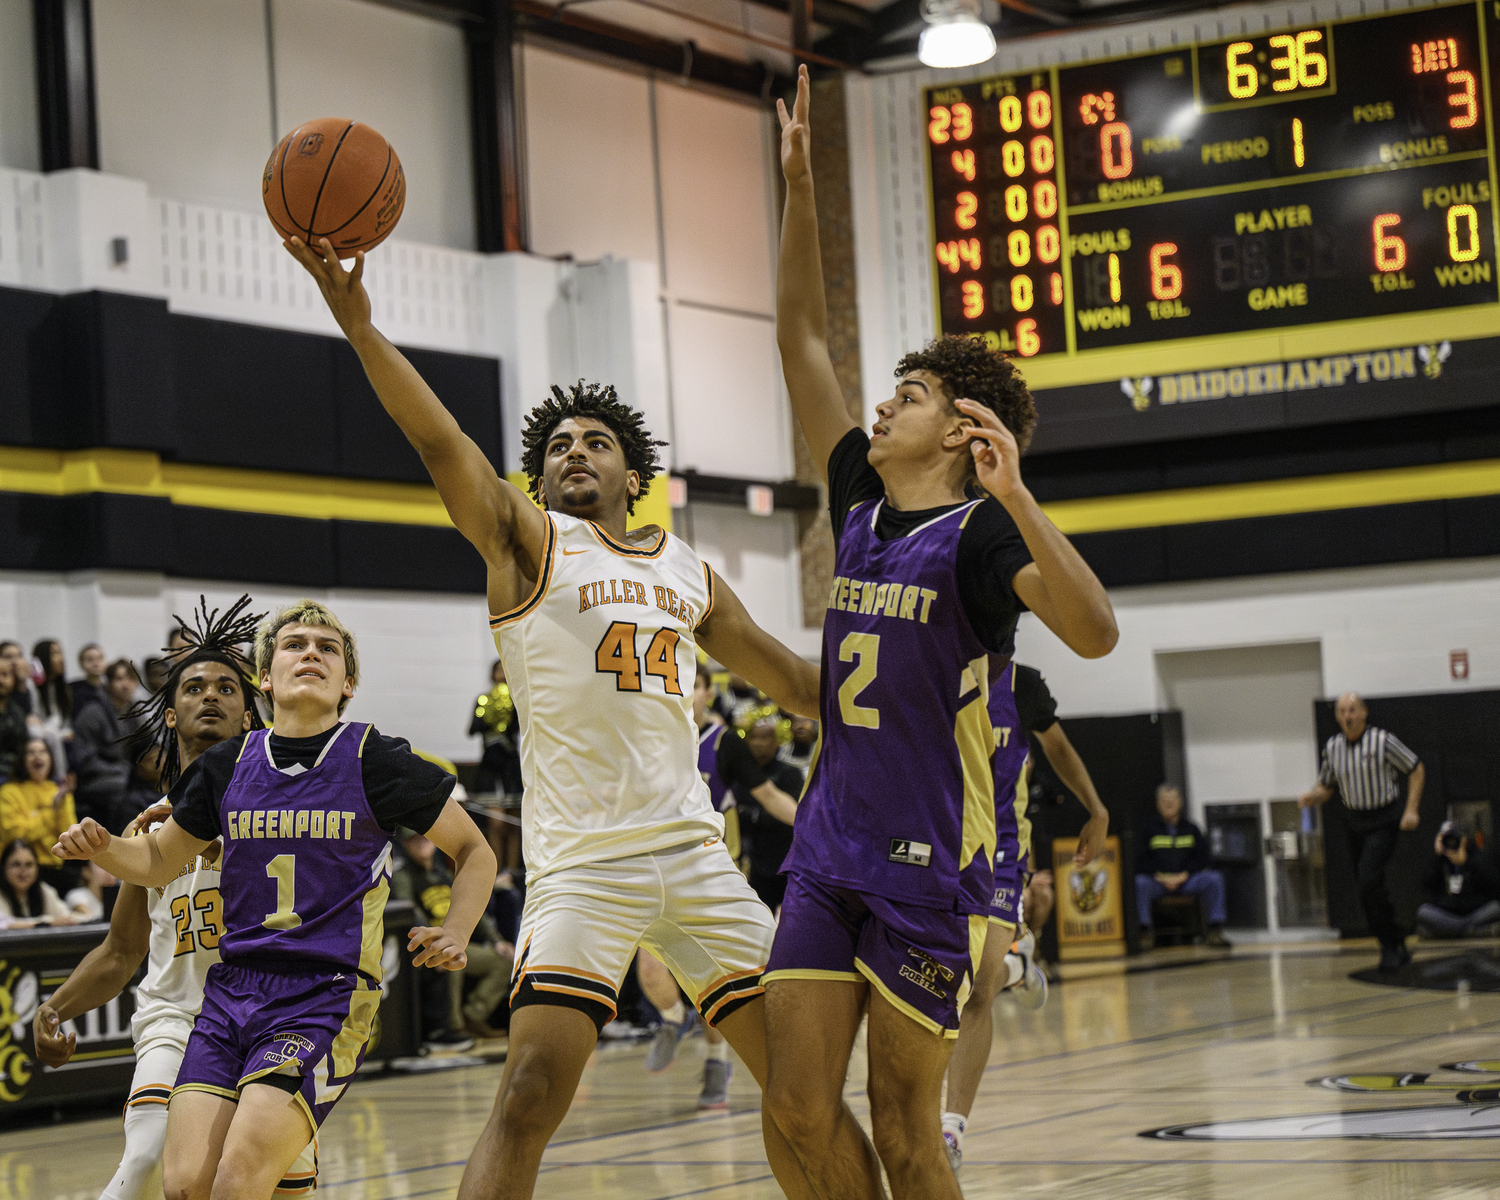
[499,1060,572,1141]
[867,1090,931,1164]
[162,1166,206,1200]
[763,1074,841,1146]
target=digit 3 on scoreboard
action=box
[926,72,1068,358]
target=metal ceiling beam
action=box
[468,0,528,251]
[33,0,99,171]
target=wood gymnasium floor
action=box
[6,940,1500,1200]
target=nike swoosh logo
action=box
[563,548,589,556]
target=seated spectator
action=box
[393,831,514,1043]
[63,860,114,921]
[0,737,80,892]
[71,659,143,828]
[778,714,818,774]
[1417,822,1500,939]
[70,643,108,717]
[0,657,27,782]
[1135,784,1230,947]
[0,839,75,928]
[732,717,802,912]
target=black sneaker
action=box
[1377,942,1410,973]
[1204,926,1231,948]
[423,1029,477,1053]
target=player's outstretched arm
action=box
[32,883,152,1067]
[1035,723,1109,865]
[410,798,498,971]
[53,817,208,890]
[285,237,548,580]
[957,399,1118,658]
[697,571,820,719]
[776,65,857,484]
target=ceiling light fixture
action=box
[917,0,997,69]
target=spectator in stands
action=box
[0,640,34,717]
[393,830,514,1044]
[732,716,802,912]
[63,859,113,921]
[0,839,75,928]
[0,657,27,783]
[1,737,79,892]
[1417,822,1500,939]
[714,674,773,728]
[1135,784,1229,947]
[778,714,818,774]
[143,657,171,696]
[72,659,142,829]
[470,658,521,798]
[31,639,73,735]
[71,643,108,717]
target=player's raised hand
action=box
[777,64,812,184]
[33,1003,77,1068]
[284,236,371,334]
[956,398,1024,501]
[409,926,468,971]
[53,817,110,861]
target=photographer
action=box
[1417,822,1500,939]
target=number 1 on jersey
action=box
[838,633,881,729]
[263,854,303,930]
[596,622,683,695]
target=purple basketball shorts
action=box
[991,799,1021,927]
[764,871,983,1038]
[175,962,380,1130]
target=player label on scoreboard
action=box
[926,0,1500,368]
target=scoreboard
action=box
[925,0,1500,401]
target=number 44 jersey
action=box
[784,497,998,916]
[491,511,724,881]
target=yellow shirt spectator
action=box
[1,737,77,869]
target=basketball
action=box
[262,118,405,257]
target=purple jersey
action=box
[216,723,394,980]
[990,658,1028,920]
[698,723,730,812]
[785,498,997,914]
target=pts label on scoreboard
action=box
[926,0,1500,363]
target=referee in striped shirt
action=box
[1300,692,1426,973]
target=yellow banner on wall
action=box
[1053,835,1126,960]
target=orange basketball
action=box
[263,118,405,257]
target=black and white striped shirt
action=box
[1318,726,1419,811]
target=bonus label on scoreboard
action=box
[925,0,1500,362]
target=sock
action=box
[1003,953,1025,989]
[941,1112,967,1151]
[705,1038,728,1062]
[660,1000,686,1024]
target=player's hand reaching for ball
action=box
[956,398,1024,501]
[33,1004,77,1068]
[409,926,468,971]
[776,64,812,185]
[52,817,110,861]
[285,236,372,336]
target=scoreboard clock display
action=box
[926,0,1500,367]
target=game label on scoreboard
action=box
[925,0,1500,368]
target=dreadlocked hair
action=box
[127,595,266,792]
[519,381,666,515]
[894,335,1039,452]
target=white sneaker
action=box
[943,1131,962,1173]
[1006,929,1048,1011]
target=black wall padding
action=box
[0,285,502,481]
[334,519,486,593]
[172,505,337,589]
[1313,691,1500,936]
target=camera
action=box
[1440,830,1464,851]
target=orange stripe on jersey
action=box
[524,962,617,988]
[698,563,716,625]
[490,518,558,628]
[586,520,666,559]
[694,967,762,1002]
[531,981,620,1015]
[703,984,765,1024]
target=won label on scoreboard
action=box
[925,0,1500,364]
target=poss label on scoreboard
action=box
[924,0,1500,444]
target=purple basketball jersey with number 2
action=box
[784,497,997,915]
[217,723,394,980]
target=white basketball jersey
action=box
[492,511,723,879]
[129,806,224,1041]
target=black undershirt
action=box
[827,428,1034,654]
[1014,663,1059,735]
[169,724,454,841]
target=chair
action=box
[1152,893,1206,946]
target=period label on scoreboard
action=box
[925,0,1500,382]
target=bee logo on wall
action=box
[1069,864,1109,914]
[1418,341,1452,379]
[1120,376,1154,410]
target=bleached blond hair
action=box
[254,600,359,714]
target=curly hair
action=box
[894,335,1038,452]
[519,382,666,515]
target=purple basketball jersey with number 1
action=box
[784,497,997,915]
[217,723,394,980]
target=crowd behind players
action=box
[0,632,817,1052]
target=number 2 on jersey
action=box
[595,622,683,694]
[838,633,881,729]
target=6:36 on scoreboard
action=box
[925,0,1500,362]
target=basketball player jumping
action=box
[54,600,496,1200]
[287,237,821,1200]
[33,599,318,1200]
[764,67,1118,1200]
